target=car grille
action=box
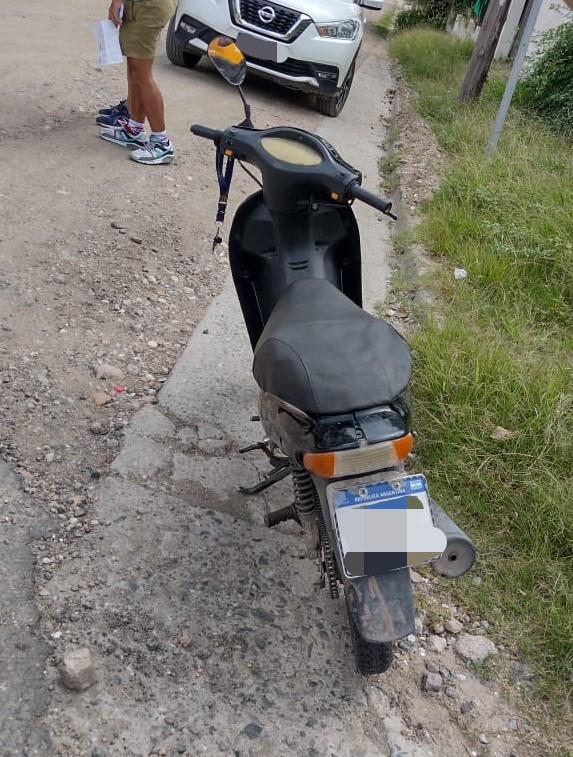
[247,55,314,78]
[229,0,311,41]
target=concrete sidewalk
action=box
[5,47,438,757]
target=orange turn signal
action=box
[303,433,413,479]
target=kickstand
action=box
[239,440,289,468]
[238,460,292,495]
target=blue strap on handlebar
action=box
[216,150,235,225]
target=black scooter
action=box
[191,37,476,674]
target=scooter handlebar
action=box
[347,183,396,219]
[190,124,224,143]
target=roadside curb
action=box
[380,59,442,318]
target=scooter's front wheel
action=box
[346,597,394,675]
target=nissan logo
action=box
[258,5,276,24]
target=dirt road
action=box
[0,4,537,756]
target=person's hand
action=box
[108,0,123,27]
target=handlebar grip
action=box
[348,183,394,216]
[190,124,224,143]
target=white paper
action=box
[91,19,123,66]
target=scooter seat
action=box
[253,278,411,415]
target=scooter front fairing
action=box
[229,191,362,349]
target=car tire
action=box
[166,16,201,69]
[314,59,355,117]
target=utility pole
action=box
[459,0,513,102]
[485,0,545,153]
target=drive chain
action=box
[316,501,339,599]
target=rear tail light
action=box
[302,433,413,478]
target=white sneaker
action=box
[99,125,146,149]
[130,139,174,165]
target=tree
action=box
[459,0,512,102]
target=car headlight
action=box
[316,20,360,40]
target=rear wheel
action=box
[314,60,355,117]
[166,16,201,69]
[346,597,394,675]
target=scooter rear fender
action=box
[345,570,415,643]
[312,474,415,643]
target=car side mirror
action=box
[356,0,383,9]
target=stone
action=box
[428,634,447,653]
[243,723,263,739]
[95,363,125,381]
[426,661,440,674]
[111,436,171,478]
[455,633,497,664]
[460,701,475,715]
[433,623,445,635]
[445,687,458,699]
[422,672,442,692]
[58,647,96,691]
[93,392,113,406]
[130,406,176,440]
[479,734,489,744]
[445,619,464,634]
[90,422,109,435]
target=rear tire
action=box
[346,598,394,675]
[314,60,355,117]
[166,16,201,69]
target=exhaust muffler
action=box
[430,499,476,578]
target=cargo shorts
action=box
[119,0,176,60]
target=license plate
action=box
[236,32,287,64]
[327,474,447,578]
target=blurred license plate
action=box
[236,32,286,63]
[327,474,447,578]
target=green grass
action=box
[378,152,401,193]
[388,28,573,727]
[375,8,397,38]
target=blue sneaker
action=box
[130,138,174,165]
[98,98,127,116]
[96,100,130,127]
[99,125,146,149]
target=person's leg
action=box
[101,0,175,162]
[126,57,165,132]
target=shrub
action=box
[395,0,466,31]
[516,22,573,139]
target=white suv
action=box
[166,0,382,116]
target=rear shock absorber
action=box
[292,466,320,555]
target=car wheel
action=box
[314,60,355,117]
[166,16,201,69]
